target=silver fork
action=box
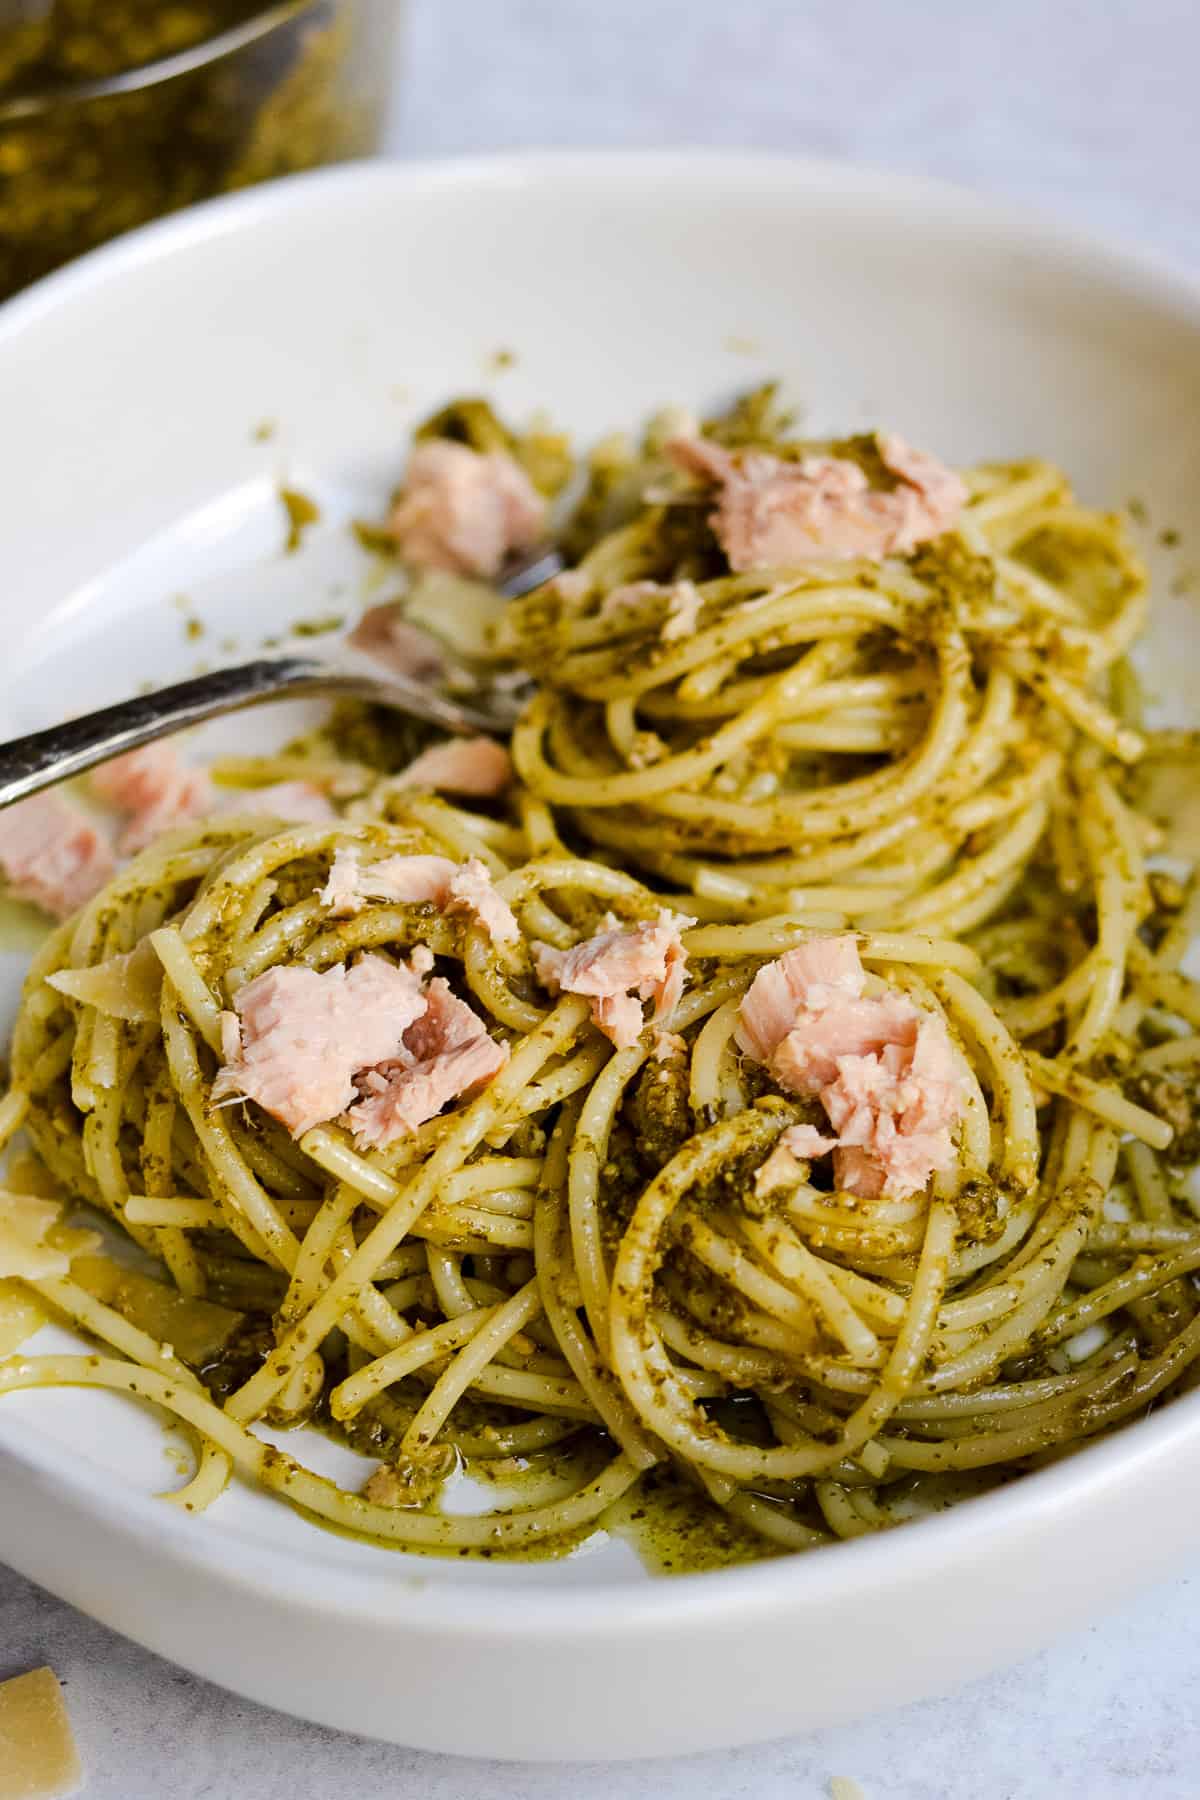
[0,549,561,810]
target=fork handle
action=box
[0,653,501,810]
[0,657,354,808]
[0,540,563,811]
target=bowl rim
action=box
[4,144,1200,337]
[3,146,1200,1636]
[6,1350,1199,1633]
[0,0,320,123]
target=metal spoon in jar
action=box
[0,548,561,811]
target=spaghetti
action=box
[0,391,1197,1564]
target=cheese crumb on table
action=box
[0,1667,83,1799]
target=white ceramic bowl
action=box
[1,153,1199,1762]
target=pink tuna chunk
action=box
[0,790,115,919]
[319,848,519,943]
[213,954,429,1137]
[769,991,932,1093]
[736,933,965,1201]
[388,440,545,578]
[827,1144,888,1200]
[735,935,867,1063]
[91,742,214,853]
[319,845,371,917]
[666,433,966,572]
[224,781,336,824]
[877,433,968,527]
[754,1123,841,1195]
[393,735,513,797]
[447,857,520,944]
[349,605,446,684]
[346,975,508,1148]
[320,849,454,916]
[819,1016,964,1199]
[534,909,695,1050]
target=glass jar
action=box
[0,1,401,302]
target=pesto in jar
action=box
[0,1,391,300]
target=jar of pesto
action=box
[0,1,401,301]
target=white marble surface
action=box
[5,2,1200,1794]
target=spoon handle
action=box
[0,653,500,810]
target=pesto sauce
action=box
[350,519,398,558]
[290,613,344,638]
[287,698,442,775]
[308,1389,775,1572]
[606,1464,778,1574]
[0,4,383,302]
[299,1498,599,1565]
[297,1430,780,1572]
[279,487,320,554]
[303,1407,603,1564]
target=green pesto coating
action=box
[279,488,321,554]
[0,2,387,300]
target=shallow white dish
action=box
[1,151,1200,1761]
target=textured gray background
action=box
[4,2,1198,1794]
